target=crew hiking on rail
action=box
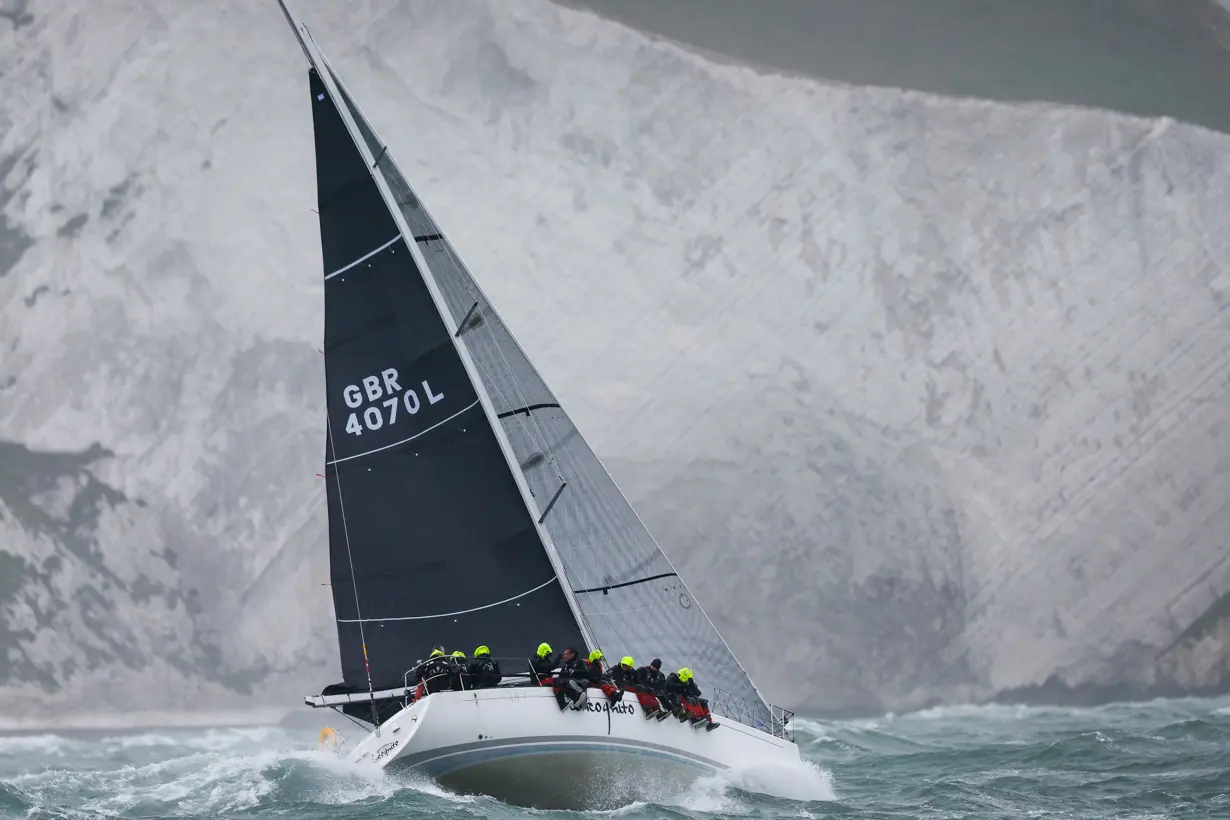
[410,642,718,730]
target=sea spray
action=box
[675,757,836,812]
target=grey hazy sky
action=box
[558,0,1230,134]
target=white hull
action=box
[338,687,799,809]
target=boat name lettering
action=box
[373,740,399,761]
[342,368,445,436]
[584,700,635,716]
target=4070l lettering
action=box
[341,368,444,436]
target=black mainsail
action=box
[285,4,778,734]
[310,63,585,694]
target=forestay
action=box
[322,63,774,731]
[309,66,585,693]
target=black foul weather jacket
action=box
[635,665,665,692]
[583,660,605,685]
[530,652,559,680]
[609,665,636,690]
[557,656,588,683]
[665,673,702,699]
[468,657,502,688]
[417,657,451,692]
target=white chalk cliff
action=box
[1,0,1228,722]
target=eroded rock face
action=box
[1,0,1228,722]
[0,441,248,702]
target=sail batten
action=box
[324,236,400,280]
[337,576,561,623]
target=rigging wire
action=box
[323,408,380,728]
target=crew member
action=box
[530,642,559,685]
[448,650,469,690]
[584,649,607,685]
[605,656,636,703]
[417,647,451,695]
[585,649,614,701]
[552,647,589,710]
[634,658,667,718]
[469,645,502,689]
[668,667,716,728]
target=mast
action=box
[276,1,600,655]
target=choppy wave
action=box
[2,696,1229,820]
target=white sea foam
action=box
[0,733,77,757]
[674,757,837,812]
[0,727,408,816]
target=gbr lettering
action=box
[342,367,444,436]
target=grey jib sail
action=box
[320,61,774,731]
[308,65,585,694]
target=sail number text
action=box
[342,368,444,436]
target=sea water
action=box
[3,696,1228,819]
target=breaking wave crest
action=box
[0,728,405,819]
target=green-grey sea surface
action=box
[2,697,1228,819]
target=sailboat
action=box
[275,2,800,809]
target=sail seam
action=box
[325,400,480,464]
[324,235,400,280]
[336,577,558,622]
